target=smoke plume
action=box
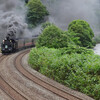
[41,0,100,34]
[0,0,32,43]
[0,0,99,43]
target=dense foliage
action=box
[26,0,48,26]
[36,25,73,48]
[28,20,99,100]
[68,20,95,48]
[29,47,100,100]
[37,20,95,49]
[41,21,53,31]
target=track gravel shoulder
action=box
[0,50,66,100]
[0,49,94,100]
[0,88,12,100]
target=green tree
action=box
[41,22,53,31]
[68,20,95,48]
[27,0,48,26]
[36,25,72,48]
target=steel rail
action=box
[15,50,85,100]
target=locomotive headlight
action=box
[3,40,5,43]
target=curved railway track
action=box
[15,49,94,100]
[0,54,28,100]
[0,55,12,100]
[0,49,94,100]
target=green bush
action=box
[37,20,95,49]
[29,47,100,100]
[26,0,48,26]
[59,45,94,55]
[68,20,95,48]
[41,22,54,31]
[36,25,73,48]
[28,20,99,99]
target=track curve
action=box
[15,49,94,100]
[0,55,28,100]
[0,49,94,100]
[0,50,66,100]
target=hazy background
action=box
[41,0,100,33]
[0,0,100,43]
[0,0,32,43]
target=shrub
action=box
[41,22,54,31]
[29,47,100,100]
[59,45,94,55]
[36,25,73,48]
[68,20,95,48]
[26,0,48,26]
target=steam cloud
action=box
[0,0,99,43]
[0,0,32,43]
[41,0,100,34]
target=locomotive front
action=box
[1,37,13,53]
[1,31,16,54]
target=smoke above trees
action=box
[41,0,100,33]
[0,0,99,43]
[0,0,49,43]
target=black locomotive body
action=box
[1,37,37,54]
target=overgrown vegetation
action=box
[37,20,95,48]
[28,20,100,100]
[36,24,74,48]
[26,0,48,27]
[68,20,96,48]
[29,47,100,100]
[41,21,53,31]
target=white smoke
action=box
[0,0,99,43]
[0,0,32,43]
[41,0,100,33]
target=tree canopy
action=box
[68,20,95,48]
[27,0,48,26]
[36,25,72,48]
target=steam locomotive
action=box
[1,32,37,54]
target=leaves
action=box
[28,47,100,100]
[36,25,72,48]
[68,20,95,48]
[28,20,99,99]
[26,0,48,26]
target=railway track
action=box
[0,55,28,100]
[0,49,94,100]
[15,50,94,100]
[0,55,12,100]
[0,50,65,100]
